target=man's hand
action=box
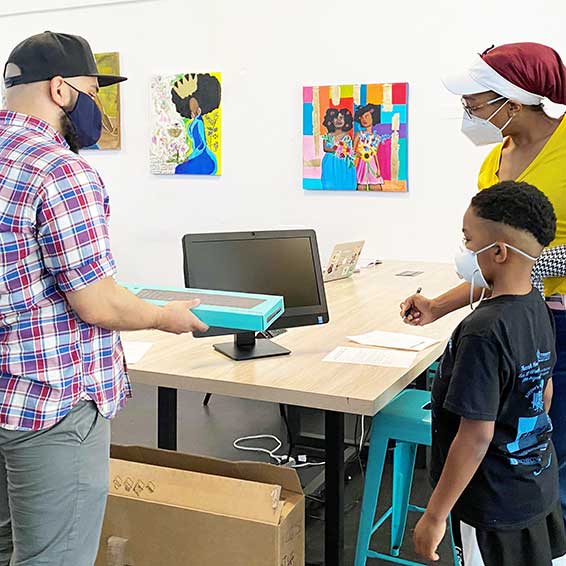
[413,512,446,562]
[156,300,209,335]
[65,278,210,333]
[400,293,438,326]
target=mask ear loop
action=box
[487,100,515,133]
[505,243,539,262]
[469,272,487,311]
[477,287,487,308]
[499,114,514,133]
[469,273,475,310]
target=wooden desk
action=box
[124,261,466,566]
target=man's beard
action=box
[60,113,80,154]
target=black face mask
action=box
[60,112,80,154]
[62,82,102,149]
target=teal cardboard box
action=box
[122,284,284,332]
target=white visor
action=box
[442,55,544,106]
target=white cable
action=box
[233,434,325,468]
[292,461,326,468]
[233,435,284,465]
[359,416,365,453]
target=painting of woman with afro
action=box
[170,73,221,175]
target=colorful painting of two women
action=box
[303,83,409,192]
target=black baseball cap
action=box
[3,31,127,88]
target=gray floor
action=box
[111,383,454,565]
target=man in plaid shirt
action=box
[0,32,208,566]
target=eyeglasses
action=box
[462,96,506,119]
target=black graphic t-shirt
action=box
[431,288,558,530]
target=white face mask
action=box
[461,99,514,146]
[454,242,539,309]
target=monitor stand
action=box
[214,331,291,361]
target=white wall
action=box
[1,0,565,286]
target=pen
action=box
[403,287,422,319]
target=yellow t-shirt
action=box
[478,116,566,296]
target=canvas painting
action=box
[303,83,408,192]
[150,72,222,176]
[87,52,122,150]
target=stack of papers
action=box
[323,330,440,369]
[347,330,439,352]
[323,347,417,368]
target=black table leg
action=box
[157,386,177,450]
[325,410,345,566]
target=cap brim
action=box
[93,74,127,87]
[441,71,488,95]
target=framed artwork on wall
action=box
[303,83,409,192]
[150,72,222,176]
[84,52,122,150]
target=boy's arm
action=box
[413,418,494,562]
[544,378,553,413]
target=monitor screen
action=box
[183,230,329,332]
[186,237,319,307]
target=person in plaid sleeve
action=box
[0,32,208,566]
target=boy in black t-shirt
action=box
[412,182,566,565]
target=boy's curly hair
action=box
[471,181,556,247]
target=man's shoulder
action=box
[44,150,101,184]
[0,124,99,182]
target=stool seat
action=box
[354,387,459,566]
[374,389,432,446]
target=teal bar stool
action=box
[354,388,460,566]
[426,361,440,390]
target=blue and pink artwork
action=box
[303,83,409,192]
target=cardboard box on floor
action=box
[95,445,305,566]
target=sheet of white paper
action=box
[122,341,153,364]
[323,346,417,368]
[347,330,439,352]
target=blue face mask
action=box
[64,82,102,148]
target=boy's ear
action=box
[493,242,509,263]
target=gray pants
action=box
[0,401,110,566]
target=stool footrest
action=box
[370,503,426,537]
[371,507,393,536]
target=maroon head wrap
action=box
[482,42,566,105]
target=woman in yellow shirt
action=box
[400,41,566,556]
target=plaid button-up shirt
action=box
[0,110,130,430]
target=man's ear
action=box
[49,76,71,109]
